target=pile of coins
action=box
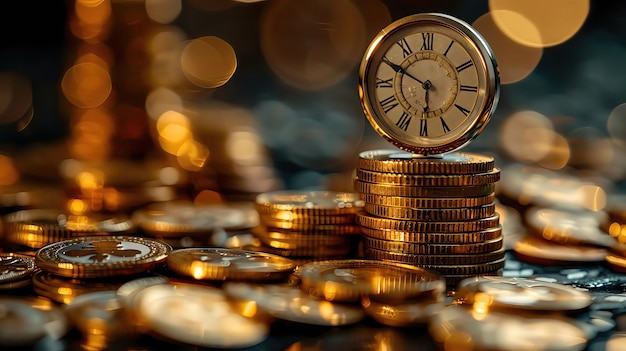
[250,190,364,263]
[353,149,505,289]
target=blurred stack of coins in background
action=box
[353,149,505,290]
[250,190,364,264]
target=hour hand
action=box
[381,57,425,85]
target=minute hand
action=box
[382,57,425,85]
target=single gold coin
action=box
[525,206,617,248]
[35,235,172,279]
[361,225,502,244]
[296,259,446,303]
[363,246,506,266]
[604,253,626,273]
[255,190,364,216]
[223,281,367,326]
[165,247,297,282]
[133,282,270,348]
[131,200,259,238]
[356,168,500,187]
[360,192,496,209]
[357,149,495,174]
[454,276,593,312]
[364,202,496,221]
[362,235,503,255]
[356,210,500,233]
[429,305,589,351]
[354,179,496,197]
[513,234,607,265]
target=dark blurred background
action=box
[1,0,625,204]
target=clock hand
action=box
[381,57,425,85]
[423,80,432,112]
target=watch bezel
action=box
[358,13,500,155]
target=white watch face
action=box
[359,13,499,155]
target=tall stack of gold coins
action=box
[353,149,504,290]
[251,190,364,264]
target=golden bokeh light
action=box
[145,0,182,24]
[534,131,570,170]
[156,110,193,155]
[472,11,542,84]
[225,129,266,165]
[145,87,184,121]
[75,42,114,70]
[68,108,115,161]
[62,62,112,108]
[70,0,112,42]
[489,0,589,48]
[499,110,558,163]
[181,36,237,89]
[175,139,210,171]
[261,0,366,90]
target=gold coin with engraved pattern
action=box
[34,235,172,279]
[358,13,499,155]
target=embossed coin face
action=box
[34,235,172,279]
[222,281,366,326]
[455,276,593,312]
[297,259,446,303]
[166,247,297,282]
[133,282,270,348]
[0,252,36,283]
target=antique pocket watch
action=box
[358,13,500,155]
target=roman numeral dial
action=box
[359,13,500,155]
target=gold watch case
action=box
[359,13,499,155]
